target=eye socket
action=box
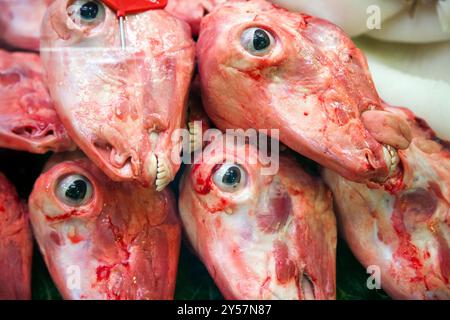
[241,27,275,56]
[213,164,247,193]
[67,0,105,27]
[55,174,93,207]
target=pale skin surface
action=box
[179,136,337,300]
[29,153,181,300]
[323,106,450,300]
[0,0,53,51]
[197,0,412,184]
[0,49,75,153]
[40,0,195,190]
[0,173,33,300]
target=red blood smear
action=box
[392,191,432,282]
[45,209,81,222]
[384,164,405,195]
[96,265,112,281]
[208,198,229,213]
[68,233,84,244]
[245,70,262,81]
[194,164,221,195]
[0,72,20,86]
[107,216,131,262]
[195,175,211,195]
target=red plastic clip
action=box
[102,0,168,17]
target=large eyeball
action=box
[213,164,247,192]
[241,27,275,56]
[67,0,105,27]
[55,174,93,206]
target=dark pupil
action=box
[80,1,99,20]
[65,180,87,201]
[253,29,270,51]
[222,166,241,186]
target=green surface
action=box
[0,150,390,300]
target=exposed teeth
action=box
[149,131,159,149]
[155,156,171,192]
[383,145,400,176]
[188,121,202,153]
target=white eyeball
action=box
[241,27,275,56]
[67,0,106,27]
[55,174,93,206]
[213,164,247,192]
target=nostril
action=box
[12,125,37,137]
[94,139,112,151]
[12,124,56,139]
[93,139,134,172]
[300,273,315,300]
[111,150,132,169]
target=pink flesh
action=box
[0,173,32,300]
[0,0,53,51]
[28,153,181,300]
[165,0,228,36]
[41,0,195,186]
[197,0,412,183]
[0,49,75,153]
[179,136,337,299]
[188,76,211,128]
[0,0,222,48]
[323,106,450,299]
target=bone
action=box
[188,121,203,153]
[156,155,173,192]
